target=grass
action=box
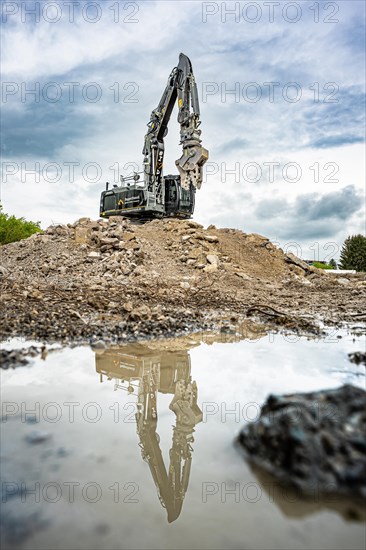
[312,261,333,270]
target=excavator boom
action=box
[100,54,208,220]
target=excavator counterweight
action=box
[100,54,208,220]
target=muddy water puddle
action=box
[1,325,365,549]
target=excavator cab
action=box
[100,173,149,221]
[100,179,148,218]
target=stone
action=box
[124,233,136,242]
[290,265,305,277]
[206,254,219,265]
[235,272,251,281]
[237,385,366,498]
[108,216,126,224]
[130,304,152,320]
[188,248,203,259]
[100,237,119,246]
[74,226,91,244]
[204,235,219,243]
[0,266,9,278]
[187,221,203,229]
[180,281,190,289]
[76,217,90,225]
[204,264,218,273]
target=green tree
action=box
[339,234,366,272]
[0,204,41,245]
[329,258,337,269]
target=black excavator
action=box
[99,53,208,220]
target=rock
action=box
[246,233,269,243]
[206,254,219,265]
[237,385,366,498]
[180,282,190,289]
[284,252,311,272]
[46,224,67,235]
[181,235,191,242]
[75,217,90,225]
[38,234,51,244]
[235,272,251,281]
[290,265,305,277]
[337,277,350,285]
[87,251,100,259]
[108,216,126,224]
[124,233,136,242]
[186,259,196,266]
[204,235,219,243]
[188,248,204,260]
[0,265,9,278]
[54,225,69,236]
[187,221,203,229]
[75,226,91,244]
[204,264,218,273]
[100,237,119,247]
[122,301,133,312]
[130,304,152,321]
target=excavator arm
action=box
[142,53,208,196]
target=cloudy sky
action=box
[1,0,365,260]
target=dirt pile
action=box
[1,217,365,343]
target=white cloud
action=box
[1,0,364,252]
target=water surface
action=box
[1,325,365,549]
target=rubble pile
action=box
[1,217,365,343]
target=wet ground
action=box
[1,325,365,550]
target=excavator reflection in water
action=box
[95,341,202,523]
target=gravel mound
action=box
[1,217,365,343]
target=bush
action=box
[312,261,333,270]
[0,204,41,245]
[339,234,366,272]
